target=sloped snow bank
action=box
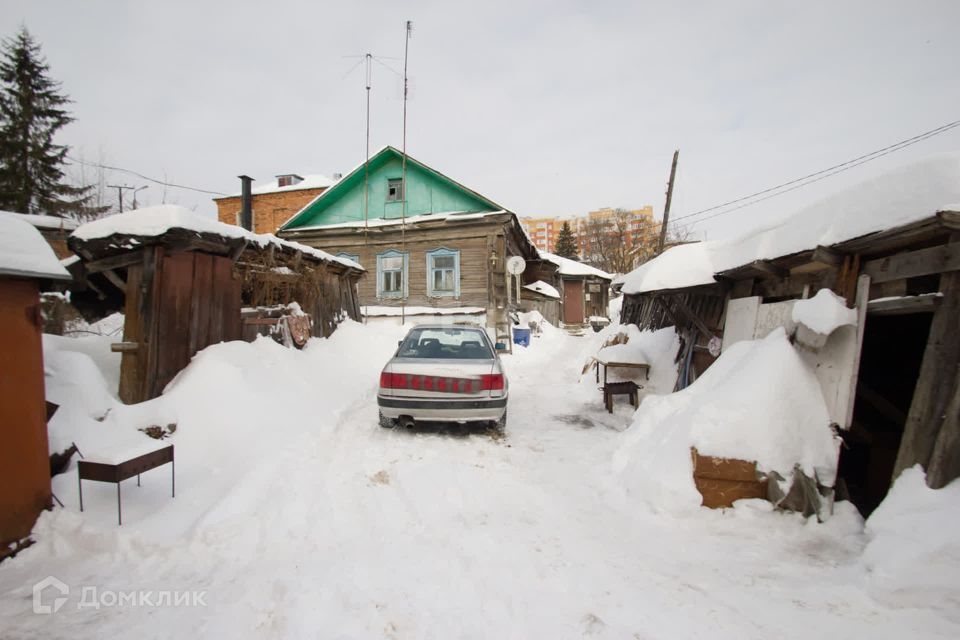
[613,328,840,512]
[862,466,960,618]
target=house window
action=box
[426,248,460,297]
[336,252,360,265]
[386,178,404,202]
[377,250,408,298]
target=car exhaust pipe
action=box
[399,416,416,430]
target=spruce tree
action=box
[0,27,101,216]
[554,221,579,260]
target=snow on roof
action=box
[289,209,508,232]
[72,205,363,271]
[0,212,72,280]
[710,151,960,274]
[540,251,612,280]
[220,174,334,198]
[0,210,78,231]
[617,242,714,295]
[523,280,561,299]
[618,152,960,295]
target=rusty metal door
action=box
[0,278,51,547]
[563,279,584,324]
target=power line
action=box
[671,118,960,227]
[66,154,227,196]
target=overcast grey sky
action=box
[2,0,958,239]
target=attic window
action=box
[387,178,404,202]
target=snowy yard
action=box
[1,320,958,639]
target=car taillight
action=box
[480,374,505,391]
[381,372,503,392]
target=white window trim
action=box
[376,249,408,299]
[426,247,460,298]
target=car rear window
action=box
[397,328,494,360]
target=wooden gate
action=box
[563,279,584,324]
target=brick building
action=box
[214,173,335,235]
[521,216,561,252]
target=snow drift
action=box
[613,328,839,512]
[862,466,960,619]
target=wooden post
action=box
[658,149,680,253]
[893,234,960,487]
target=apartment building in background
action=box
[521,206,658,256]
[521,216,562,252]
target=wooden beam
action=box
[938,210,960,232]
[893,261,960,482]
[84,251,144,274]
[811,245,844,267]
[102,269,127,293]
[748,260,790,279]
[862,242,960,284]
[110,341,140,353]
[867,293,941,316]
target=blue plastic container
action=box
[513,328,531,347]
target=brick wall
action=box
[215,187,326,235]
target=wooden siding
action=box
[283,220,510,311]
[120,250,241,404]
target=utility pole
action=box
[108,184,136,213]
[658,149,679,253]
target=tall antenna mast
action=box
[363,53,372,236]
[401,20,412,324]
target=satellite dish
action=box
[506,256,526,275]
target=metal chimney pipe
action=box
[238,175,254,231]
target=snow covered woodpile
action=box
[65,206,364,403]
[614,152,960,514]
[0,215,71,558]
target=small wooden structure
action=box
[67,208,364,404]
[0,215,72,556]
[619,207,960,513]
[691,448,768,508]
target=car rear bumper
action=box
[377,395,507,422]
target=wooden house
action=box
[67,206,364,404]
[0,214,71,557]
[277,146,543,342]
[616,154,960,515]
[539,252,613,326]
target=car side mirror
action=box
[495,342,507,351]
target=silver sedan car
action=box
[377,325,508,430]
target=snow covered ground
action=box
[1,320,959,638]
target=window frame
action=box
[336,252,360,266]
[386,178,404,203]
[376,249,409,299]
[426,247,460,298]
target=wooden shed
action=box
[0,214,72,557]
[66,206,364,404]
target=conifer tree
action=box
[0,27,102,217]
[554,221,579,260]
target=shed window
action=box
[336,252,360,266]
[377,250,408,298]
[387,178,404,202]
[426,248,460,297]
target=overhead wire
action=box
[65,154,228,196]
[671,118,960,228]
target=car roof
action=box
[406,324,486,331]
